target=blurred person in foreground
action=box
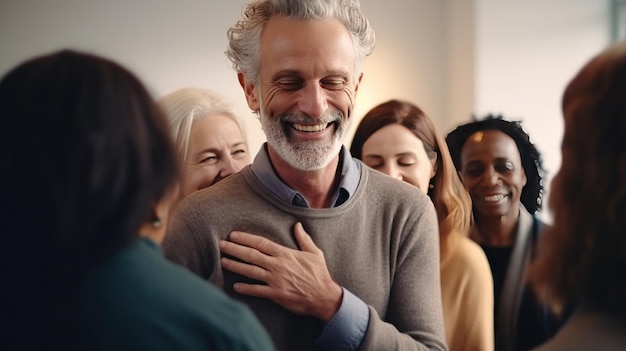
[159,87,251,198]
[351,99,494,351]
[0,50,274,351]
[162,0,447,350]
[529,40,626,351]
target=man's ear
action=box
[238,72,260,112]
[354,72,363,96]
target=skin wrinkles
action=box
[459,130,527,224]
[181,114,250,197]
[249,17,358,125]
[261,65,357,122]
[361,124,436,192]
[240,16,361,181]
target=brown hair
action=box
[529,41,626,317]
[351,99,472,260]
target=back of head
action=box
[0,50,178,349]
[158,87,247,164]
[226,0,375,83]
[446,115,545,214]
[530,41,626,316]
[351,100,472,251]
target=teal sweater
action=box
[78,238,274,351]
[164,164,447,351]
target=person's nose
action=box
[381,164,403,181]
[481,167,500,186]
[218,156,237,177]
[298,82,328,118]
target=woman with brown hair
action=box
[529,41,626,350]
[351,99,494,351]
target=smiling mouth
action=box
[484,194,509,202]
[292,122,333,132]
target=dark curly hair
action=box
[445,115,545,214]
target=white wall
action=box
[356,0,447,137]
[475,0,611,221]
[0,0,262,149]
[357,0,476,136]
[0,0,460,157]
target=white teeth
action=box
[484,194,506,202]
[292,123,328,132]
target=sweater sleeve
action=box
[358,197,448,351]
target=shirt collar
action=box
[250,143,360,208]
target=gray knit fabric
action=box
[163,164,447,351]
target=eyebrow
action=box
[464,157,512,165]
[272,70,301,80]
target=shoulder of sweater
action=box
[174,171,248,214]
[362,167,430,203]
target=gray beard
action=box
[258,107,349,171]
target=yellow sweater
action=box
[441,235,494,351]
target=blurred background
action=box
[1,0,623,221]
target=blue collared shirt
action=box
[251,144,361,207]
[250,143,369,350]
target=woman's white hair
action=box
[158,87,247,164]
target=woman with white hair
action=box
[159,87,251,198]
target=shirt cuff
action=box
[315,287,369,351]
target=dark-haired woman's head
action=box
[1,50,178,259]
[446,115,545,216]
[0,50,179,348]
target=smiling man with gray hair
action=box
[163,1,447,350]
